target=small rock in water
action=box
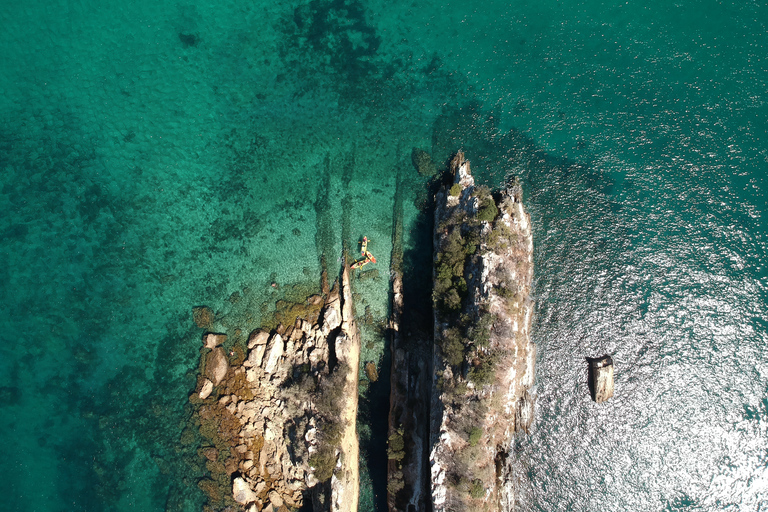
[364,361,379,382]
[589,355,614,403]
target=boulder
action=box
[248,329,270,349]
[199,379,214,399]
[233,477,257,505]
[590,355,614,403]
[205,347,229,386]
[203,332,227,349]
[321,304,341,336]
[263,334,284,374]
[268,490,284,507]
[248,345,267,368]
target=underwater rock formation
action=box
[429,151,535,511]
[411,148,437,177]
[189,265,360,512]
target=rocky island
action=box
[428,152,535,511]
[387,151,535,512]
[184,150,535,512]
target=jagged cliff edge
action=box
[429,151,535,511]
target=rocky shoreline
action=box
[188,265,360,512]
[185,150,535,512]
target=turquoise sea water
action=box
[1,1,766,511]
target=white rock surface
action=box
[233,477,258,505]
[205,347,229,386]
[263,334,284,374]
[199,379,214,399]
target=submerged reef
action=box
[187,265,360,512]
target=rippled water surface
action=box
[0,0,766,510]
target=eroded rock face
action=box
[247,329,270,349]
[262,334,284,375]
[429,151,535,512]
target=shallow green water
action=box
[1,0,766,511]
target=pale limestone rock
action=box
[242,402,259,422]
[321,303,341,336]
[268,490,284,507]
[233,477,257,505]
[255,481,267,495]
[591,355,614,403]
[199,379,214,399]
[203,333,227,349]
[248,329,270,349]
[264,424,275,441]
[205,347,229,386]
[263,334,284,374]
[249,344,266,368]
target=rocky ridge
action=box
[190,265,360,512]
[429,152,535,511]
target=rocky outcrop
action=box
[329,265,361,512]
[590,355,614,403]
[430,152,535,511]
[190,265,360,512]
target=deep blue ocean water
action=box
[1,0,766,511]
